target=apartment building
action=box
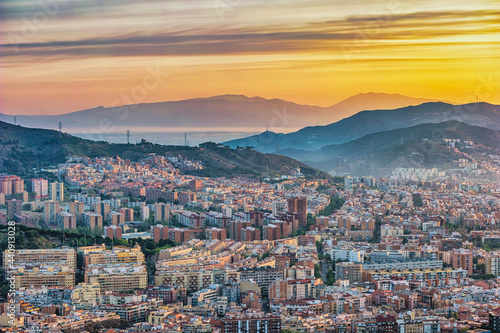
[220,315,281,333]
[84,265,147,292]
[287,197,307,227]
[452,248,473,275]
[82,212,103,230]
[80,245,144,268]
[44,201,61,224]
[206,227,227,241]
[6,199,22,218]
[336,262,363,284]
[56,211,77,230]
[3,247,77,270]
[50,182,65,201]
[154,203,171,222]
[105,225,123,240]
[239,267,285,297]
[28,178,48,198]
[269,279,317,300]
[177,211,204,228]
[11,265,75,289]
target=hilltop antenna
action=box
[184,133,188,146]
[14,116,17,125]
[126,130,130,144]
[58,122,62,133]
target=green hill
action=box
[0,121,329,179]
[225,102,500,153]
[300,121,500,176]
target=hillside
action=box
[298,121,500,176]
[0,121,329,179]
[329,92,444,115]
[0,93,444,133]
[224,102,500,153]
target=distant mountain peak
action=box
[328,92,448,113]
[195,94,268,103]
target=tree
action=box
[314,264,321,278]
[318,196,345,216]
[316,241,323,254]
[476,263,486,275]
[326,269,335,285]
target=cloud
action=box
[1,8,498,61]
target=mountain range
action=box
[299,120,500,176]
[224,102,499,152]
[0,121,329,179]
[2,92,498,179]
[0,93,442,132]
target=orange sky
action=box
[0,0,499,115]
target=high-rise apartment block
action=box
[56,211,77,230]
[28,178,49,198]
[287,197,307,227]
[107,211,125,225]
[336,262,363,284]
[206,227,227,241]
[272,200,287,216]
[104,225,123,240]
[50,182,65,201]
[154,203,171,222]
[0,175,24,195]
[452,248,473,275]
[82,212,103,230]
[345,175,354,192]
[44,201,61,224]
[189,179,203,192]
[151,224,169,242]
[6,199,22,218]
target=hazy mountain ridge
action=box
[0,121,329,179]
[224,102,500,152]
[298,121,500,177]
[0,93,443,132]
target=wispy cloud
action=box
[0,0,498,114]
[1,9,499,59]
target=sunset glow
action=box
[1,0,499,115]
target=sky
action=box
[0,0,499,115]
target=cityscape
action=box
[1,0,500,333]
